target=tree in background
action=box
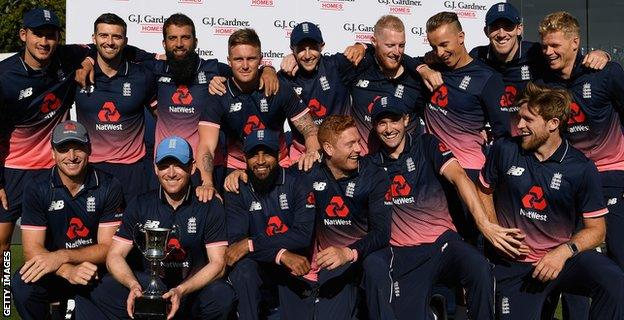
[0,0,65,53]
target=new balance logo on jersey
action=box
[229,102,242,113]
[249,201,262,211]
[583,83,591,99]
[279,193,289,210]
[123,82,132,97]
[313,181,326,191]
[18,87,33,100]
[86,196,96,213]
[319,76,330,91]
[521,65,530,80]
[608,198,618,206]
[459,76,471,90]
[394,84,404,98]
[355,79,369,88]
[48,200,64,211]
[144,220,160,229]
[79,85,94,94]
[506,166,525,176]
[550,172,562,190]
[294,87,303,95]
[345,182,356,197]
[158,76,172,83]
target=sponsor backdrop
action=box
[67,0,502,66]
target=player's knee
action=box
[229,258,259,283]
[198,280,237,318]
[11,271,34,303]
[362,249,389,276]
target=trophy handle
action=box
[133,223,148,257]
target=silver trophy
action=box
[133,224,176,320]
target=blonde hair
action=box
[538,11,580,38]
[374,15,405,36]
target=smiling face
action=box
[517,102,558,151]
[52,142,90,180]
[293,39,323,72]
[541,30,579,74]
[323,126,361,173]
[155,158,194,196]
[163,24,197,61]
[485,19,522,60]
[20,27,60,68]
[371,27,405,73]
[245,147,278,181]
[427,23,466,69]
[93,23,127,62]
[375,114,409,152]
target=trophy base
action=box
[134,296,167,320]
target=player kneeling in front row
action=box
[90,136,235,319]
[12,121,125,320]
[478,83,624,319]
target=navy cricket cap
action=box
[290,22,324,47]
[52,121,90,147]
[485,2,521,27]
[370,96,410,121]
[23,8,61,29]
[244,129,280,155]
[155,136,193,165]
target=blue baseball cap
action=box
[23,8,61,29]
[155,136,193,165]
[370,96,410,121]
[485,2,521,27]
[243,129,280,155]
[290,22,324,47]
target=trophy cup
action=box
[133,224,176,320]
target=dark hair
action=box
[93,13,127,36]
[163,13,196,39]
[517,82,572,132]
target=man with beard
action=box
[225,129,315,320]
[275,115,391,319]
[478,83,624,319]
[0,8,94,252]
[348,15,425,155]
[197,28,320,197]
[90,136,235,319]
[363,96,527,319]
[74,13,156,202]
[12,121,124,320]
[469,2,609,136]
[423,12,511,243]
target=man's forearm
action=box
[569,222,605,253]
[476,185,499,224]
[293,114,320,151]
[176,261,224,296]
[197,143,215,187]
[107,254,140,290]
[58,243,109,265]
[455,175,490,227]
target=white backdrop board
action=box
[66,0,502,65]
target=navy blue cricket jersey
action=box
[304,158,391,278]
[279,53,357,160]
[479,138,607,262]
[75,60,156,164]
[113,186,227,287]
[143,59,227,162]
[200,77,309,169]
[225,167,314,263]
[347,51,425,155]
[535,53,624,174]
[0,45,90,170]
[20,166,124,251]
[368,133,458,247]
[470,41,547,136]
[424,59,511,170]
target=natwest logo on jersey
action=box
[202,17,251,36]
[389,175,415,205]
[308,98,328,120]
[319,0,356,11]
[243,115,266,135]
[266,216,289,236]
[500,85,519,112]
[567,102,589,133]
[40,92,61,114]
[65,217,93,249]
[343,22,375,42]
[443,1,487,19]
[428,85,449,115]
[96,101,123,131]
[127,14,165,34]
[520,186,548,222]
[378,0,422,15]
[324,195,352,225]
